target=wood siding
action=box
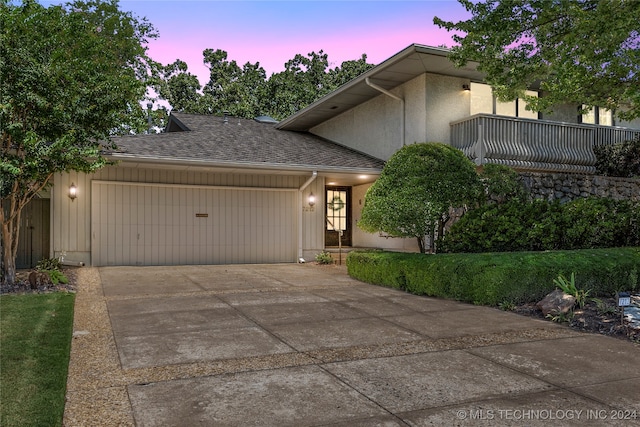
[91,181,297,266]
[52,166,322,265]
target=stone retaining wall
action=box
[519,172,640,203]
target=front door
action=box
[325,186,351,247]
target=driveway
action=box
[64,264,640,426]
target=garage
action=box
[91,181,297,266]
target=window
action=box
[580,106,613,126]
[470,83,538,119]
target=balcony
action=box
[450,114,640,174]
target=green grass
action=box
[347,248,640,306]
[1,293,75,427]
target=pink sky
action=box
[118,1,469,85]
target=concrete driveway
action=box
[64,264,640,426]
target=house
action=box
[19,44,640,268]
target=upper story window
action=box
[580,106,613,126]
[470,82,538,119]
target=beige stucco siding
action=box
[311,73,472,161]
[423,74,470,143]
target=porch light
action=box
[69,183,77,201]
[308,192,316,207]
[462,84,471,91]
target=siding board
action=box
[91,180,296,266]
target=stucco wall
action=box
[311,73,473,161]
[423,74,470,144]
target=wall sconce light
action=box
[462,84,471,91]
[69,183,77,201]
[308,192,316,207]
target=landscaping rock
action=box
[536,289,576,316]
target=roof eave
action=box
[276,43,483,132]
[107,154,383,175]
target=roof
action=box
[276,44,485,131]
[107,112,385,175]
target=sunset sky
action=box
[107,0,470,85]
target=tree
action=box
[434,0,640,120]
[327,54,374,88]
[1,0,157,285]
[156,59,204,112]
[358,143,482,253]
[154,50,374,121]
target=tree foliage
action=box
[594,137,640,178]
[153,50,374,120]
[1,0,156,285]
[434,0,640,120]
[358,143,482,253]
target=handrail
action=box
[450,114,640,173]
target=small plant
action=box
[46,270,69,285]
[592,298,617,315]
[315,251,334,265]
[498,300,516,311]
[36,257,62,272]
[546,310,574,323]
[553,272,590,308]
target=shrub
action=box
[358,143,482,253]
[347,248,640,306]
[594,137,640,177]
[439,199,563,252]
[440,197,640,252]
[36,257,62,272]
[479,163,527,204]
[315,251,334,264]
[45,270,69,285]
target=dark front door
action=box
[16,198,50,268]
[325,186,351,247]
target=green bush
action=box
[439,197,640,253]
[36,257,62,272]
[479,163,527,204]
[346,248,640,306]
[594,137,640,178]
[315,251,334,265]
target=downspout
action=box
[365,77,405,147]
[298,171,318,261]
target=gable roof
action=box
[277,44,485,132]
[107,112,385,174]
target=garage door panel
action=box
[92,182,296,266]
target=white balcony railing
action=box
[450,114,640,173]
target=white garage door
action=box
[91,181,297,266]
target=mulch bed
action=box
[513,297,640,344]
[0,268,78,295]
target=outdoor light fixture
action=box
[69,183,77,201]
[462,84,471,91]
[308,192,316,207]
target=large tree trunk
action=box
[1,194,24,287]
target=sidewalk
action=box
[63,264,640,426]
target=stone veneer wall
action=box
[518,172,640,203]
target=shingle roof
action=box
[108,113,385,173]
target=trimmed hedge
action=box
[346,248,640,306]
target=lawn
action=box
[0,292,75,427]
